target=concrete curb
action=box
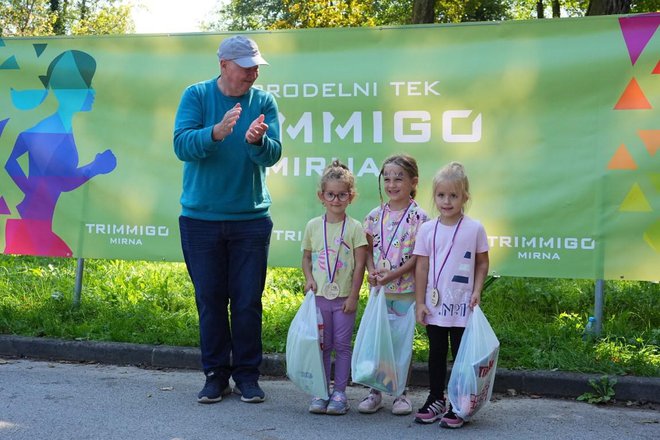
[1,334,658,403]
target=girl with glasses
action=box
[301,160,368,415]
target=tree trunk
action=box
[586,0,632,15]
[79,0,89,21]
[412,0,435,24]
[552,0,560,17]
[50,0,65,34]
[536,1,545,19]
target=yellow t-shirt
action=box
[301,215,368,297]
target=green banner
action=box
[1,14,658,281]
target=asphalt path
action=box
[1,359,658,440]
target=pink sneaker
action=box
[358,389,383,414]
[392,394,412,415]
[439,409,465,429]
[413,395,446,424]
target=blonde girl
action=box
[412,161,489,429]
[301,160,368,415]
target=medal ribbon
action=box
[323,214,347,284]
[379,200,414,266]
[432,216,463,295]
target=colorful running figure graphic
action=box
[3,50,117,256]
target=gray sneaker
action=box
[308,397,329,414]
[326,390,349,415]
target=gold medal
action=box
[431,288,440,307]
[378,259,391,271]
[322,282,340,299]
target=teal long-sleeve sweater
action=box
[173,77,282,221]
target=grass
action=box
[0,255,658,377]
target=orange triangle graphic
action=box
[619,183,652,212]
[607,144,637,169]
[653,59,660,74]
[638,130,660,156]
[614,78,652,109]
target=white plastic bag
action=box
[351,288,399,394]
[285,290,328,399]
[447,305,499,421]
[388,301,416,396]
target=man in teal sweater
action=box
[174,35,282,404]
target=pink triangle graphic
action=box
[619,13,660,66]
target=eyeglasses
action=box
[322,191,350,202]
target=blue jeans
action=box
[179,215,273,384]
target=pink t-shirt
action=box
[413,215,489,327]
[364,201,428,294]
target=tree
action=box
[271,0,376,29]
[510,1,589,19]
[202,0,281,31]
[511,0,659,19]
[631,0,660,11]
[0,1,56,36]
[0,0,134,37]
[207,0,659,31]
[205,0,387,31]
[411,0,434,23]
[50,0,65,34]
[67,0,134,35]
[412,0,513,23]
[586,0,631,14]
[372,0,415,25]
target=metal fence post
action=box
[73,258,84,308]
[594,279,604,335]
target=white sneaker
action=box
[392,394,412,415]
[358,389,383,414]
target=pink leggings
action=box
[315,296,357,392]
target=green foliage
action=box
[372,0,415,25]
[272,0,377,29]
[70,2,135,35]
[509,0,589,19]
[0,0,56,36]
[208,0,660,31]
[632,0,660,12]
[204,0,383,31]
[436,0,513,23]
[577,375,617,404]
[0,255,658,377]
[202,0,284,31]
[0,0,134,37]
[204,0,520,31]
